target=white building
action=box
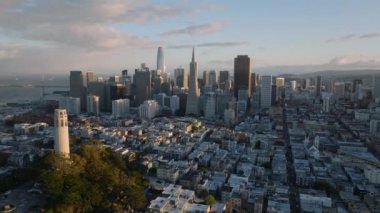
[59,97,80,115]
[276,77,285,87]
[204,92,216,120]
[148,184,203,213]
[54,109,70,157]
[290,80,297,91]
[112,99,130,117]
[139,100,159,120]
[86,95,99,116]
[260,75,272,108]
[322,96,331,113]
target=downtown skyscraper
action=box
[186,48,200,116]
[157,46,165,73]
[234,55,252,99]
[69,70,86,110]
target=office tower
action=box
[215,93,232,118]
[219,70,230,91]
[322,96,331,113]
[203,85,213,94]
[59,97,80,115]
[224,108,235,126]
[271,85,277,106]
[234,55,251,98]
[237,100,247,113]
[316,76,322,97]
[174,68,188,89]
[86,95,99,116]
[161,82,172,96]
[251,90,260,112]
[124,78,132,96]
[162,72,170,83]
[203,70,210,86]
[291,80,297,91]
[109,75,120,83]
[209,70,217,86]
[69,71,85,110]
[54,109,70,157]
[334,82,345,97]
[153,76,163,95]
[275,77,285,87]
[260,75,272,108]
[238,89,249,101]
[204,92,216,120]
[139,100,159,120]
[186,48,200,115]
[85,71,94,86]
[157,46,165,73]
[112,99,130,117]
[303,78,311,89]
[105,83,126,111]
[87,81,106,111]
[251,73,259,94]
[177,93,188,115]
[170,95,180,114]
[325,80,334,93]
[134,68,151,106]
[352,79,363,93]
[121,70,128,80]
[154,93,166,106]
[372,75,380,101]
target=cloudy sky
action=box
[0,0,380,76]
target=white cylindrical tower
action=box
[54,109,70,157]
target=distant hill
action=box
[298,69,380,78]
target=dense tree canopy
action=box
[40,144,148,212]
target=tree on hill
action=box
[40,143,148,212]
[205,194,216,210]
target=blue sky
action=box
[0,0,379,75]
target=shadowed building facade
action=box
[234,55,251,99]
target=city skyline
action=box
[0,0,379,75]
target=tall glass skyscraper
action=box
[157,46,165,73]
[234,55,251,98]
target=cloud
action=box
[328,54,380,65]
[0,44,19,60]
[23,23,154,50]
[169,41,249,49]
[326,32,380,43]
[359,32,380,39]
[0,0,194,51]
[161,21,228,36]
[255,54,380,75]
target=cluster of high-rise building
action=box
[64,46,330,122]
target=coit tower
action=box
[54,109,70,157]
